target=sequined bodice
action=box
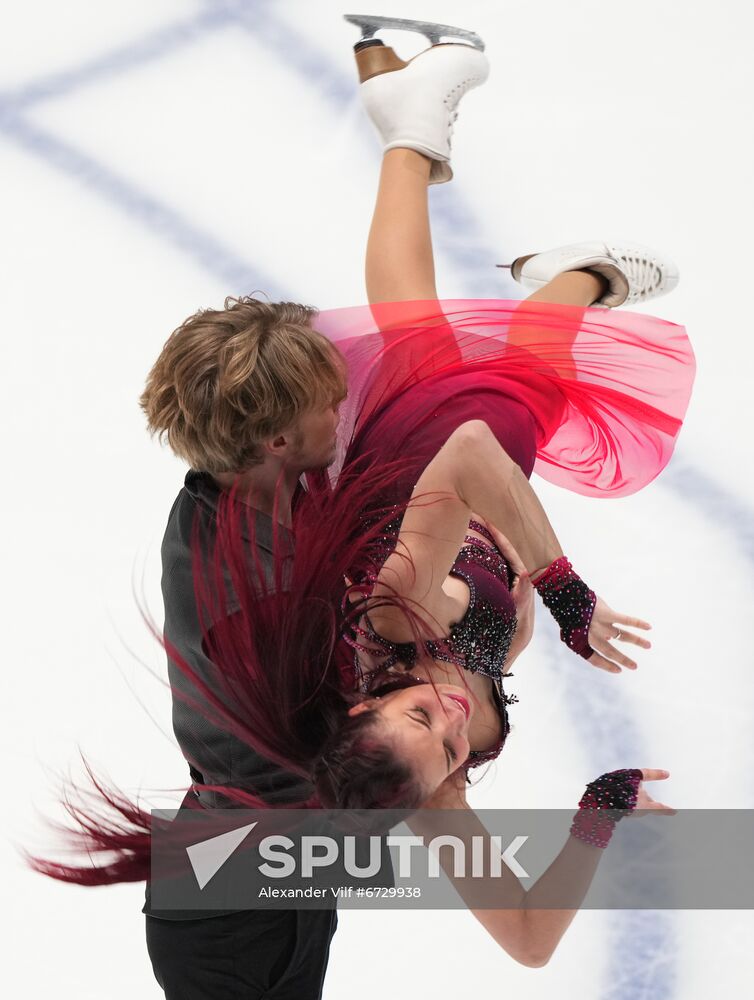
[346,520,520,766]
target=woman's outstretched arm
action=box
[407,768,673,967]
[371,420,650,671]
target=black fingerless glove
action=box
[569,768,643,848]
[533,556,596,659]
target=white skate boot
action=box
[499,240,680,307]
[344,14,489,184]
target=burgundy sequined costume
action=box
[315,297,696,768]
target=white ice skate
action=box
[499,240,680,307]
[344,13,489,184]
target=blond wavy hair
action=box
[139,296,347,473]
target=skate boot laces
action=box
[612,248,666,303]
[445,73,482,145]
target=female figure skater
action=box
[28,12,688,977]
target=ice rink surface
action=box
[3,1,753,996]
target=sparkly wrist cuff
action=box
[533,557,596,659]
[569,769,643,848]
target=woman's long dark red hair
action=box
[24,455,437,886]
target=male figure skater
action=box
[140,298,346,999]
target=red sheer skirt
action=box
[315,299,695,498]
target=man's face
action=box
[288,400,342,470]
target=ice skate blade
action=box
[344,13,485,51]
[496,255,536,282]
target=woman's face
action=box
[347,682,473,797]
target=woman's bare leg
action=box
[524,270,606,307]
[366,147,606,308]
[363,148,453,383]
[508,270,609,377]
[366,149,437,306]
[364,145,607,380]
[366,140,607,308]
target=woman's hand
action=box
[587,596,652,673]
[627,768,676,815]
[480,521,535,663]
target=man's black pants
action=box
[145,908,338,999]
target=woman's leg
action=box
[366,148,436,305]
[507,270,608,378]
[363,148,456,382]
[524,270,606,307]
[365,146,606,308]
[363,144,607,381]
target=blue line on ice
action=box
[0,107,283,296]
[0,7,234,111]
